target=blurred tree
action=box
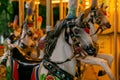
[0,0,18,38]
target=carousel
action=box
[0,0,119,80]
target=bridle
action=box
[87,8,110,35]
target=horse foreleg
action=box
[97,53,114,67]
[76,56,115,80]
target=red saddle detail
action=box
[13,61,19,80]
[31,68,36,80]
[39,40,45,50]
[0,46,4,49]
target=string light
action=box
[35,1,40,5]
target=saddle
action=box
[11,47,42,63]
[10,47,41,80]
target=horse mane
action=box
[44,19,68,58]
[83,8,91,18]
[82,6,98,19]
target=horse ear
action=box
[13,15,18,28]
[99,3,104,8]
[91,0,98,9]
[80,13,85,22]
[76,12,84,23]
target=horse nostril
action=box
[85,44,96,56]
[106,23,111,28]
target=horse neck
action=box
[82,12,98,43]
[50,29,76,76]
[19,26,30,45]
[89,22,98,43]
[20,27,26,39]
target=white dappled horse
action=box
[38,18,97,80]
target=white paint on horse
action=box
[0,35,4,44]
[39,29,76,76]
[76,53,114,80]
[89,22,98,43]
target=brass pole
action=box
[114,0,118,79]
[35,0,39,29]
[63,3,67,18]
[19,0,24,26]
[60,0,63,19]
[76,0,79,17]
[46,0,52,32]
[51,5,53,27]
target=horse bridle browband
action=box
[65,20,88,58]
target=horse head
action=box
[66,19,97,57]
[88,0,111,34]
[77,0,111,35]
[17,21,41,59]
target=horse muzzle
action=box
[84,44,97,56]
[105,22,111,28]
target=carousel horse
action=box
[0,0,42,79]
[0,15,21,65]
[0,20,42,80]
[37,17,97,80]
[75,0,114,80]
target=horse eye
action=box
[96,18,101,24]
[73,28,80,36]
[27,30,33,36]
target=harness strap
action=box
[43,59,74,80]
[64,21,88,60]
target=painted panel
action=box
[97,35,112,54]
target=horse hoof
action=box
[98,70,106,76]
